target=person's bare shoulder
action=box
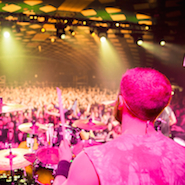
[64,151,100,185]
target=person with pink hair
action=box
[53,67,185,185]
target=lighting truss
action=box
[0,12,152,34]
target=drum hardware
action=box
[72,118,107,131]
[29,147,58,185]
[23,149,57,185]
[0,101,28,114]
[56,124,80,146]
[0,147,32,185]
[6,144,15,185]
[35,146,59,165]
[34,165,55,185]
[18,122,48,152]
[46,123,70,147]
[26,134,37,152]
[0,148,31,171]
[70,127,81,145]
[0,168,29,185]
[52,130,58,146]
[18,122,48,136]
[79,130,90,140]
[46,123,54,147]
[173,137,185,147]
[24,153,36,164]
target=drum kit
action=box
[0,101,108,185]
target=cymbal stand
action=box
[27,133,35,153]
[46,123,54,147]
[29,120,38,152]
[8,144,15,185]
[0,97,3,114]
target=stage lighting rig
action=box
[55,22,67,39]
[131,32,144,45]
[97,27,109,40]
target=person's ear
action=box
[113,94,123,123]
[117,95,124,110]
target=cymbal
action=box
[24,153,36,163]
[72,119,107,131]
[0,103,28,114]
[18,123,48,135]
[0,148,31,171]
[174,137,185,147]
[73,140,102,156]
[36,147,59,165]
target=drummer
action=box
[53,67,185,185]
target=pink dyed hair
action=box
[120,67,172,121]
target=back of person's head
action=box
[120,67,172,121]
[8,121,15,129]
[65,109,73,119]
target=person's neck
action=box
[121,113,157,135]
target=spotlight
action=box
[115,23,120,27]
[97,27,109,41]
[61,33,66,39]
[57,28,65,39]
[1,21,13,38]
[100,36,106,42]
[41,27,46,33]
[90,30,95,36]
[154,34,166,46]
[69,29,75,36]
[137,38,143,46]
[145,26,149,30]
[131,33,144,46]
[51,38,55,43]
[3,31,10,38]
[64,20,68,24]
[55,23,66,39]
[29,15,37,21]
[90,28,95,36]
[99,33,107,41]
[160,40,166,46]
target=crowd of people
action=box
[0,68,185,184]
[0,82,185,150]
[0,84,121,150]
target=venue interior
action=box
[0,1,185,184]
[0,0,184,88]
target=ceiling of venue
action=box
[0,0,185,88]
